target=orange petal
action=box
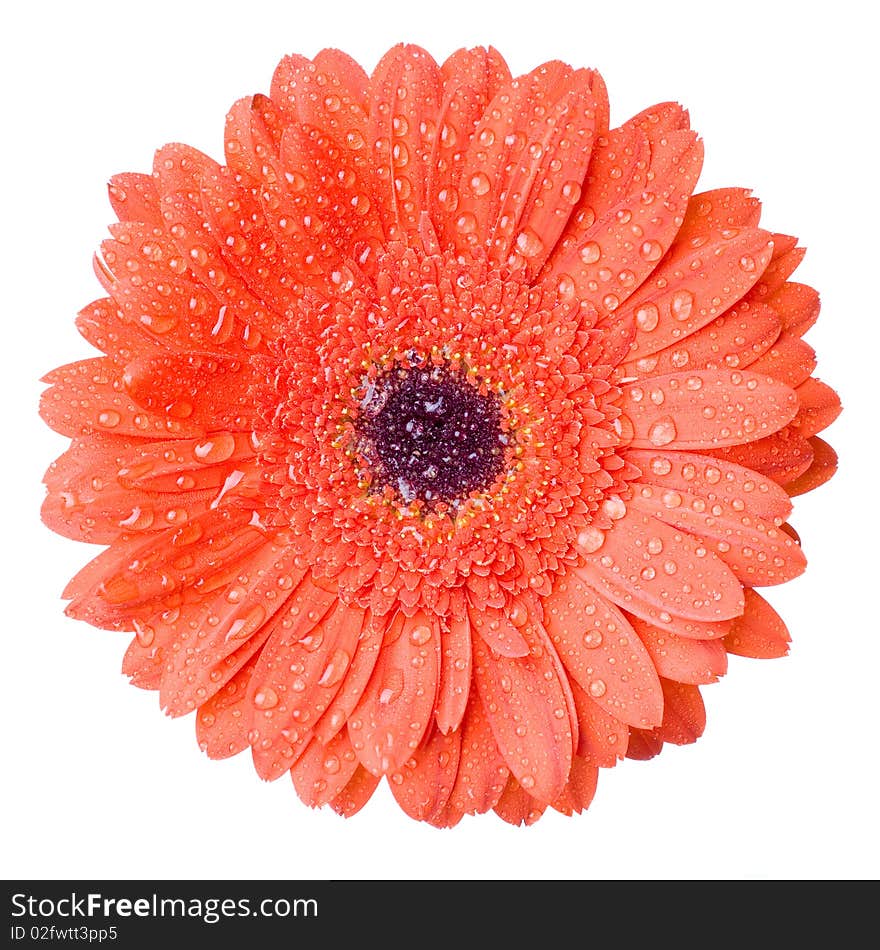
[246,587,357,780]
[768,281,821,337]
[679,187,762,237]
[108,172,162,226]
[628,478,806,587]
[620,370,798,450]
[40,357,202,440]
[569,678,629,766]
[629,617,727,684]
[543,569,663,727]
[548,130,703,320]
[653,679,706,745]
[748,335,817,388]
[493,775,547,826]
[790,378,842,439]
[576,505,745,623]
[619,300,782,380]
[122,352,263,432]
[435,614,472,734]
[467,602,529,658]
[704,426,814,486]
[784,436,838,497]
[442,691,509,821]
[388,727,461,824]
[328,765,381,818]
[348,610,441,775]
[549,756,600,816]
[367,44,443,243]
[291,730,361,809]
[195,651,263,760]
[722,588,791,659]
[621,227,773,360]
[311,610,385,744]
[472,619,574,803]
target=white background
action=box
[2,0,876,881]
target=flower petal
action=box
[40,357,201,440]
[619,300,782,380]
[291,730,361,809]
[472,618,574,803]
[575,504,745,622]
[195,650,264,759]
[629,616,727,684]
[550,756,599,816]
[328,765,381,818]
[569,678,629,766]
[493,776,547,826]
[722,588,791,659]
[441,691,509,822]
[367,44,443,243]
[548,130,704,320]
[543,569,663,727]
[348,610,441,775]
[388,726,461,824]
[434,614,472,734]
[784,436,838,496]
[467,602,529,658]
[620,370,798,449]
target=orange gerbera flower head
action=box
[40,44,841,825]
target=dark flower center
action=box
[355,364,507,507]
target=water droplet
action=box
[579,241,601,264]
[469,172,491,197]
[583,630,603,649]
[650,456,672,475]
[602,495,627,520]
[561,180,582,205]
[409,624,432,645]
[193,433,236,464]
[253,686,279,710]
[455,212,478,235]
[647,537,664,554]
[318,649,350,687]
[671,290,694,321]
[516,227,544,258]
[577,526,606,554]
[635,304,660,332]
[648,417,677,446]
[97,410,121,428]
[640,240,663,261]
[588,679,607,698]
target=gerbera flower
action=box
[40,43,840,826]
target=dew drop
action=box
[583,630,603,649]
[640,240,663,262]
[516,227,544,258]
[253,687,279,710]
[577,526,605,554]
[579,241,601,264]
[409,624,432,645]
[671,290,694,321]
[635,303,660,332]
[469,172,491,197]
[193,433,236,464]
[648,417,677,446]
[588,679,607,698]
[97,410,121,428]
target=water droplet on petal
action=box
[579,241,601,264]
[254,687,279,710]
[648,417,677,446]
[577,526,606,554]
